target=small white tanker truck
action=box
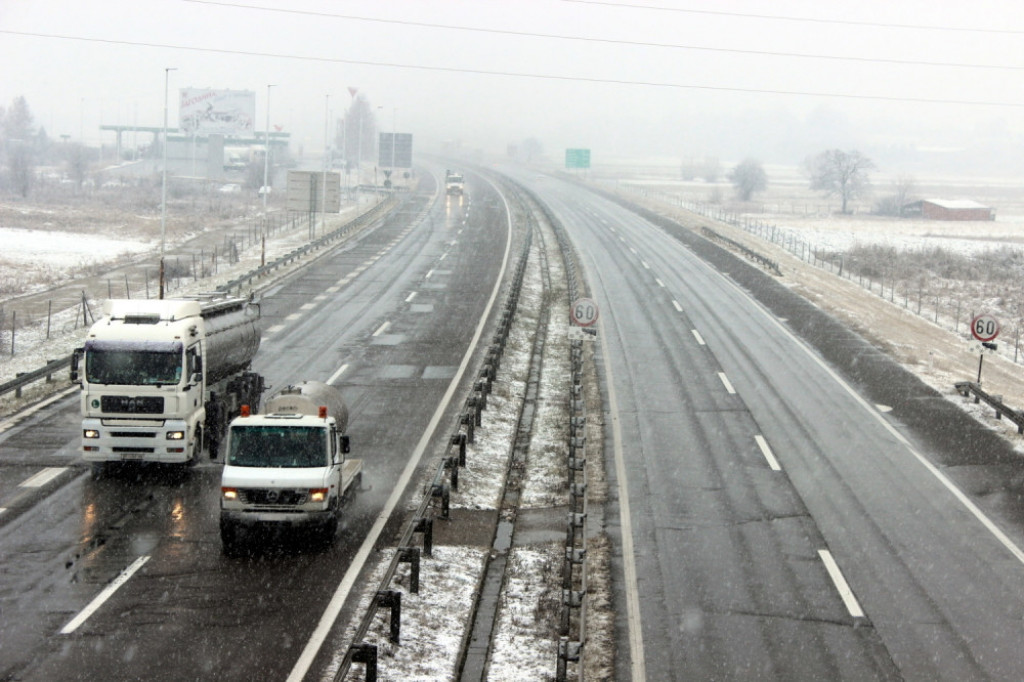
[219,380,361,548]
[72,295,264,475]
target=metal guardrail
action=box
[701,226,782,275]
[0,199,399,403]
[953,381,1024,434]
[0,357,71,399]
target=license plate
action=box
[121,453,144,461]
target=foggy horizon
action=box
[3,0,1024,174]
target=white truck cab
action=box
[219,381,360,550]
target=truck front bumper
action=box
[221,508,334,528]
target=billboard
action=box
[378,132,413,168]
[179,89,255,136]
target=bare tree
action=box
[62,142,93,189]
[873,174,916,217]
[3,96,36,197]
[727,158,767,201]
[806,148,876,214]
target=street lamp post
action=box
[321,93,329,238]
[160,67,176,299]
[263,84,275,214]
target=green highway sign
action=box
[565,148,591,169]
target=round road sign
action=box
[971,313,1000,342]
[570,298,599,327]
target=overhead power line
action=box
[185,0,1024,71]
[3,28,1023,108]
[564,0,1024,35]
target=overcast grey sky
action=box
[2,0,1023,170]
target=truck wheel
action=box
[220,520,240,555]
[320,515,338,547]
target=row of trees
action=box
[725,149,906,215]
[1,95,98,198]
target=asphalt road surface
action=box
[509,168,1024,682]
[0,169,514,681]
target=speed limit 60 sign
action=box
[570,298,599,327]
[971,314,1000,342]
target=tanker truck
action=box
[71,295,264,475]
[219,381,361,549]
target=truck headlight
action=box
[222,487,238,501]
[309,488,328,503]
[83,429,100,439]
[166,430,186,441]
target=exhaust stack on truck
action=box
[219,381,361,550]
[72,295,264,476]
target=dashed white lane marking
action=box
[285,313,302,321]
[372,321,391,337]
[60,555,152,634]
[818,550,865,618]
[691,329,706,345]
[300,303,316,310]
[672,300,683,312]
[754,435,782,471]
[265,324,285,334]
[718,372,736,394]
[20,467,67,488]
[656,278,665,288]
[406,292,418,303]
[327,364,349,386]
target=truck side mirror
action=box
[70,348,83,383]
[341,435,351,455]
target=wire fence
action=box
[623,184,1024,364]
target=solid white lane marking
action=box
[818,550,865,618]
[691,329,706,345]
[288,176,515,682]
[718,372,736,394]
[755,435,782,471]
[598,313,648,681]
[60,555,151,634]
[405,292,418,303]
[372,321,390,337]
[672,300,683,312]
[327,364,349,386]
[20,467,67,488]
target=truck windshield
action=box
[85,343,183,385]
[228,425,329,468]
